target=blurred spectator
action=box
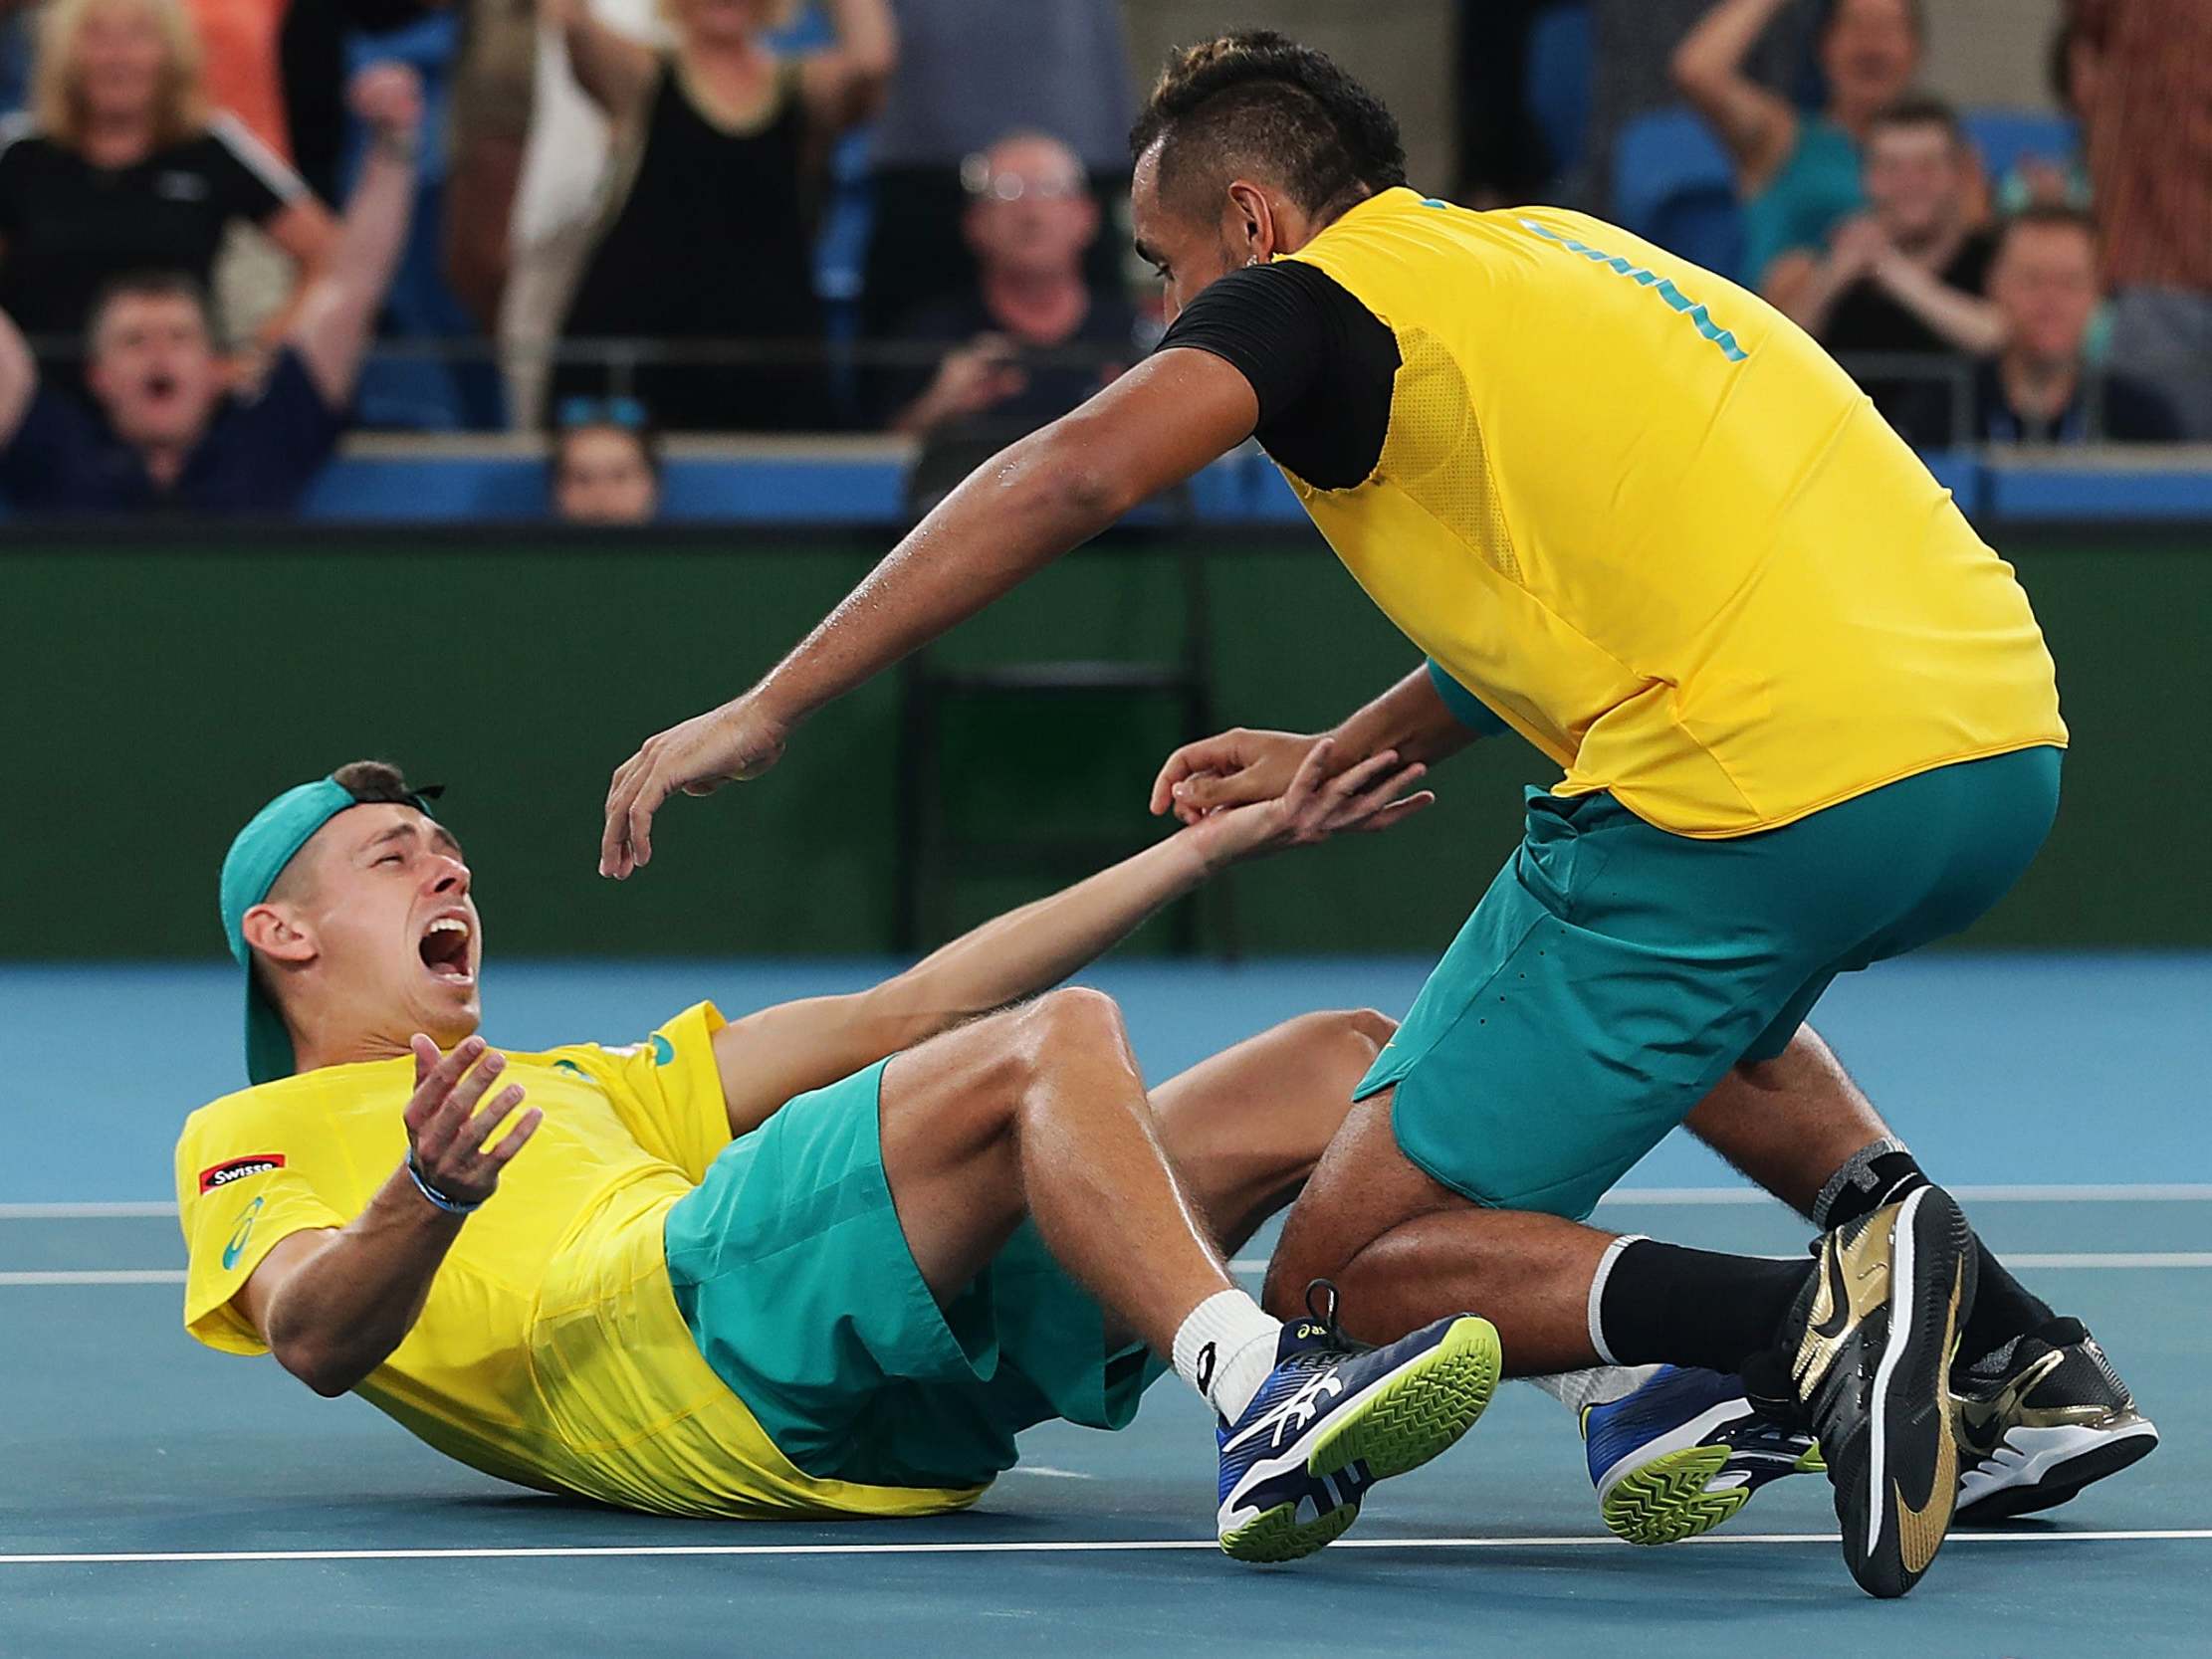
[882,132,1139,514]
[861,0,1131,340]
[1673,0,1920,297]
[547,0,893,432]
[1781,97,2000,448]
[1570,0,1820,213]
[1976,206,2177,444]
[551,393,661,521]
[1996,14,2095,215]
[0,64,421,512]
[2073,0,2212,439]
[445,0,540,328]
[0,0,336,367]
[499,0,663,428]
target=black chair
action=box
[892,535,1225,955]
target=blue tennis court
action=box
[3,953,2206,1655]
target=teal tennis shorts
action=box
[1359,746,2063,1220]
[663,1059,1166,1491]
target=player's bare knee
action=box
[1018,985,1134,1073]
[1336,1007,1397,1065]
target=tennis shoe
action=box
[1215,1282,1499,1563]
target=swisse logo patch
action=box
[199,1154,286,1193]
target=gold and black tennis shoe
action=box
[1777,1185,1977,1599]
[1953,1319,2158,1524]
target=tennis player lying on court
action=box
[179,753,1507,1560]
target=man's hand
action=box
[911,334,1027,428]
[403,1035,542,1207]
[348,61,424,144]
[1150,726,1319,826]
[600,693,789,878]
[1184,738,1434,870]
[1825,214,1891,283]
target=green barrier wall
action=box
[6,530,2206,958]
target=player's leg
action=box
[1687,1021,2158,1523]
[1143,1006,1399,1263]
[876,987,1500,1561]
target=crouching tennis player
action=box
[177,751,1497,1560]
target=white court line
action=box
[1592,1184,2212,1206]
[4,1531,2207,1566]
[5,1184,2208,1222]
[1211,1253,2204,1274]
[12,1257,2211,1286]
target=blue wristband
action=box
[404,1150,483,1216]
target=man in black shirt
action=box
[1977,205,2181,444]
[883,131,1144,510]
[1779,96,2002,446]
[0,65,421,515]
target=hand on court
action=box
[402,1035,543,1209]
[1150,726,1320,826]
[1187,737,1434,869]
[600,694,788,878]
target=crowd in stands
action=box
[0,0,2200,517]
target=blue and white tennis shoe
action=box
[1582,1364,1823,1546]
[1215,1284,1500,1562]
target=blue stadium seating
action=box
[1962,108,2080,185]
[1525,2,1593,183]
[1612,107,1744,281]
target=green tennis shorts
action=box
[663,1059,1165,1491]
[1359,746,2064,1220]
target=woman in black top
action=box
[548,0,892,432]
[0,0,335,364]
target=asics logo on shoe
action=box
[1225,1368,1346,1454]
[1295,1324,1327,1341]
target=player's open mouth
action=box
[144,373,178,403]
[418,916,474,983]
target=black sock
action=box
[1961,1249,2058,1367]
[1815,1145,2058,1368]
[1596,1240,1812,1374]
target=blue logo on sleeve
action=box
[221,1196,266,1271]
[1516,218,1749,361]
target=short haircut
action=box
[85,271,214,353]
[1868,93,1964,148]
[1129,31,1406,221]
[1997,202,2099,253]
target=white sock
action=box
[1172,1289,1282,1422]
[1526,1364,1660,1417]
[1586,1233,1648,1364]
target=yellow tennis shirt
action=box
[174,1001,982,1519]
[1278,188,2066,836]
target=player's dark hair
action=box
[84,270,214,351]
[331,759,420,804]
[1130,32,1407,221]
[1869,93,1964,147]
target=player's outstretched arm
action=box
[1152,660,1497,827]
[708,738,1431,1134]
[597,346,1260,879]
[235,1037,542,1396]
